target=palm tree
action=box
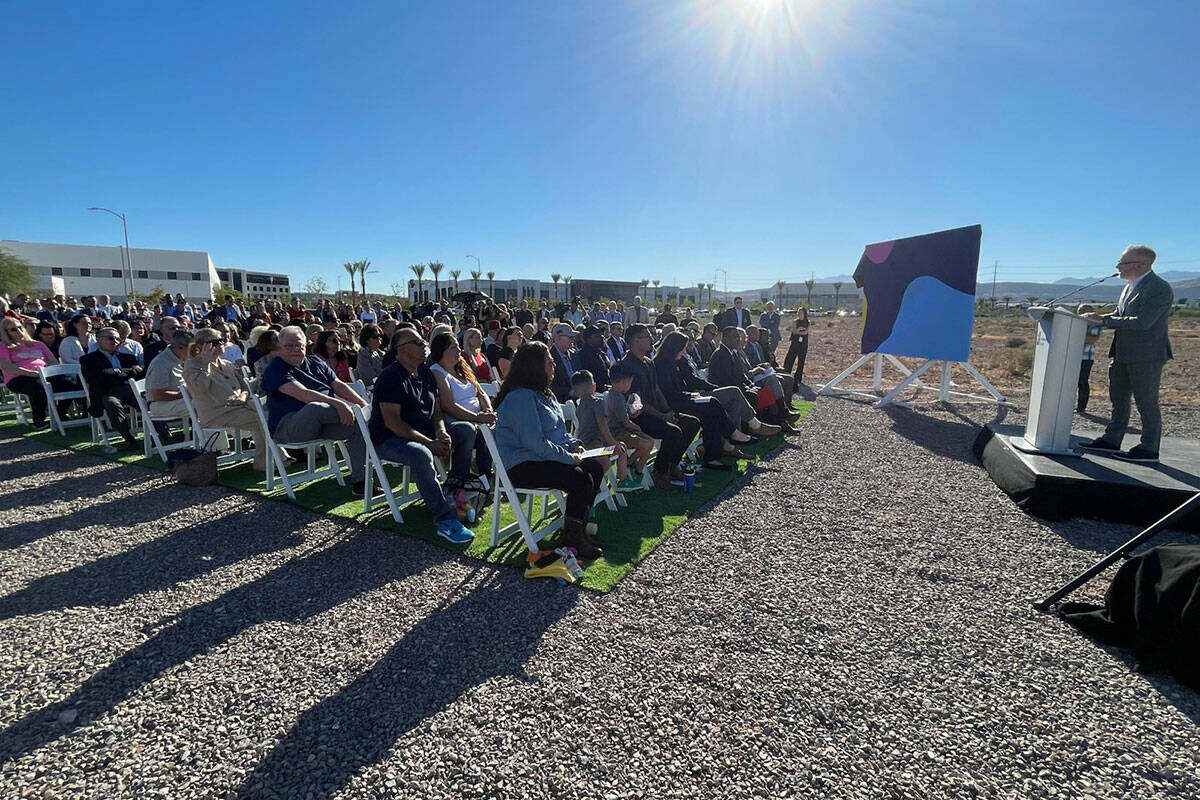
[564,275,573,301]
[705,283,714,310]
[343,261,358,303]
[1002,295,1013,309]
[410,263,425,302]
[639,279,649,302]
[550,273,561,300]
[804,278,815,308]
[357,258,371,301]
[449,269,461,296]
[486,271,495,298]
[470,270,482,292]
[776,280,786,306]
[832,281,843,309]
[696,282,704,308]
[429,261,444,302]
[652,279,661,306]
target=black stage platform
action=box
[974,424,1200,530]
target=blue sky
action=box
[3,1,1198,290]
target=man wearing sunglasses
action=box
[80,326,146,451]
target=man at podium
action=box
[1081,245,1174,462]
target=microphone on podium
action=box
[1045,273,1120,308]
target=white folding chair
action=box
[249,393,351,499]
[478,424,564,552]
[179,382,257,466]
[480,381,500,398]
[346,379,369,403]
[37,364,90,435]
[353,405,421,522]
[559,400,578,433]
[3,383,33,425]
[128,378,194,462]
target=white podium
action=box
[1012,306,1090,456]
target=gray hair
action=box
[170,330,195,348]
[1123,244,1157,267]
[279,325,306,340]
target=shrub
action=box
[1005,336,1026,348]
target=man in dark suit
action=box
[80,326,146,450]
[605,321,628,363]
[549,322,579,402]
[1082,245,1174,462]
[726,297,752,329]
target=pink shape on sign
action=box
[864,241,894,264]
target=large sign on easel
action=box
[818,224,1005,406]
[854,224,981,361]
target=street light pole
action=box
[88,207,134,299]
[715,268,728,301]
[465,254,480,275]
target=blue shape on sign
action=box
[876,276,975,362]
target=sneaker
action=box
[1080,438,1120,453]
[31,420,50,430]
[1112,445,1159,463]
[436,518,474,545]
[616,476,642,492]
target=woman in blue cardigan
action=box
[493,342,605,558]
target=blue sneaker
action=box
[435,518,474,545]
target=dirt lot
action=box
[774,312,1200,405]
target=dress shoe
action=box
[1112,445,1159,463]
[1080,437,1119,453]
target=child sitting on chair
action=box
[600,364,656,489]
[571,369,647,492]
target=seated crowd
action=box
[2,291,805,556]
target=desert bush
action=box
[1005,336,1026,348]
[1000,346,1035,375]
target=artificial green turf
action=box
[2,400,813,590]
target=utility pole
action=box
[991,260,998,301]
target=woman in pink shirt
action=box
[0,319,65,429]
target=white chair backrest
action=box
[480,381,500,397]
[39,363,82,381]
[560,400,578,433]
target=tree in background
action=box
[550,273,561,300]
[357,258,371,300]
[705,283,714,310]
[832,281,843,309]
[429,261,444,302]
[0,248,35,297]
[564,275,573,301]
[652,279,660,306]
[343,261,359,303]
[776,280,786,307]
[304,276,330,300]
[804,278,815,308]
[486,271,495,298]
[696,282,705,309]
[410,263,426,302]
[134,284,169,306]
[471,270,481,292]
[449,269,461,296]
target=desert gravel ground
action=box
[2,396,1199,800]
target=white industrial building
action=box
[1,240,290,303]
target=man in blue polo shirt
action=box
[261,326,368,492]
[368,327,474,544]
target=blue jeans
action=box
[375,436,455,523]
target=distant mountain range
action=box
[1051,270,1200,285]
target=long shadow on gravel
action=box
[232,574,573,800]
[0,480,188,552]
[0,506,302,621]
[0,529,447,763]
[884,406,984,464]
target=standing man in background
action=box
[1082,245,1173,462]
